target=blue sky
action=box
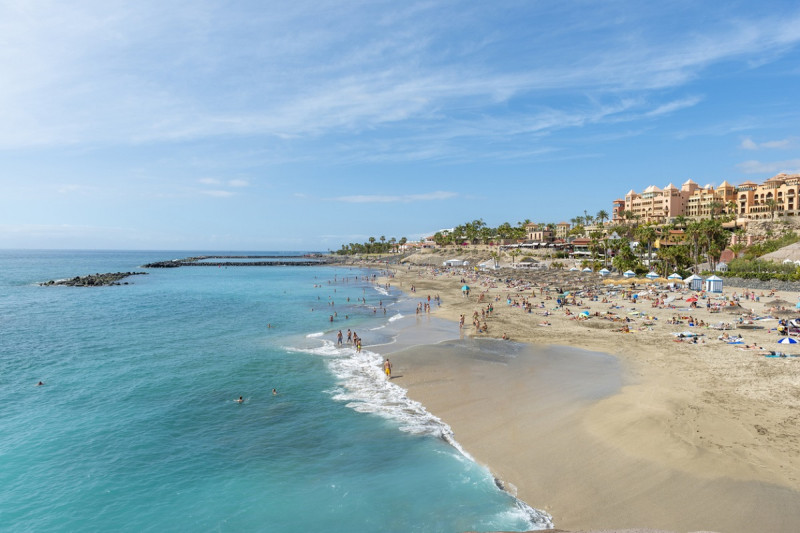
[2,1,800,251]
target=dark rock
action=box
[40,272,147,287]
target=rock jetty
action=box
[40,272,147,287]
[141,255,335,268]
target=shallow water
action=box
[0,250,550,532]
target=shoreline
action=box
[375,264,800,532]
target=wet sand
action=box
[374,266,800,532]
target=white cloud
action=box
[761,139,792,149]
[199,177,221,185]
[0,2,798,156]
[740,138,758,150]
[737,159,800,174]
[740,137,794,150]
[200,189,235,197]
[643,96,703,118]
[228,179,249,187]
[335,191,458,203]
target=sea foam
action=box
[296,338,553,529]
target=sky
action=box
[1,0,800,251]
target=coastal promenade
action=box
[377,263,800,533]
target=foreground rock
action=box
[40,272,147,287]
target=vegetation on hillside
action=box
[333,210,800,281]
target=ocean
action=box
[0,250,551,532]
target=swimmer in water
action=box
[272,388,277,395]
[236,396,244,403]
[37,381,44,386]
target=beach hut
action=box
[582,267,592,272]
[667,272,683,281]
[645,271,658,279]
[623,270,635,278]
[599,268,610,276]
[685,274,703,291]
[705,275,723,293]
[443,259,467,267]
[716,262,728,273]
[569,267,579,271]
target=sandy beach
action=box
[377,263,800,533]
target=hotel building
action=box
[613,174,800,224]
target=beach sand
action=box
[378,265,800,532]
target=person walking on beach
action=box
[337,330,343,345]
[383,358,392,378]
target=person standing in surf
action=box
[383,358,392,378]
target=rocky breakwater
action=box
[40,272,148,287]
[141,257,335,267]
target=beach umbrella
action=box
[645,271,658,279]
[580,310,590,317]
[686,296,698,303]
[569,267,579,271]
[461,285,470,291]
[795,302,800,309]
[778,337,798,344]
[582,267,592,272]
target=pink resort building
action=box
[613,174,800,224]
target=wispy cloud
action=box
[737,159,800,174]
[200,189,235,197]
[335,191,458,203]
[1,1,798,161]
[643,96,703,117]
[740,137,794,150]
[197,177,248,195]
[740,138,758,150]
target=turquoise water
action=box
[0,251,550,532]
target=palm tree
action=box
[765,198,778,220]
[726,201,737,219]
[596,209,609,227]
[708,201,723,220]
[684,221,703,273]
[623,210,635,226]
[635,225,657,267]
[497,222,513,241]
